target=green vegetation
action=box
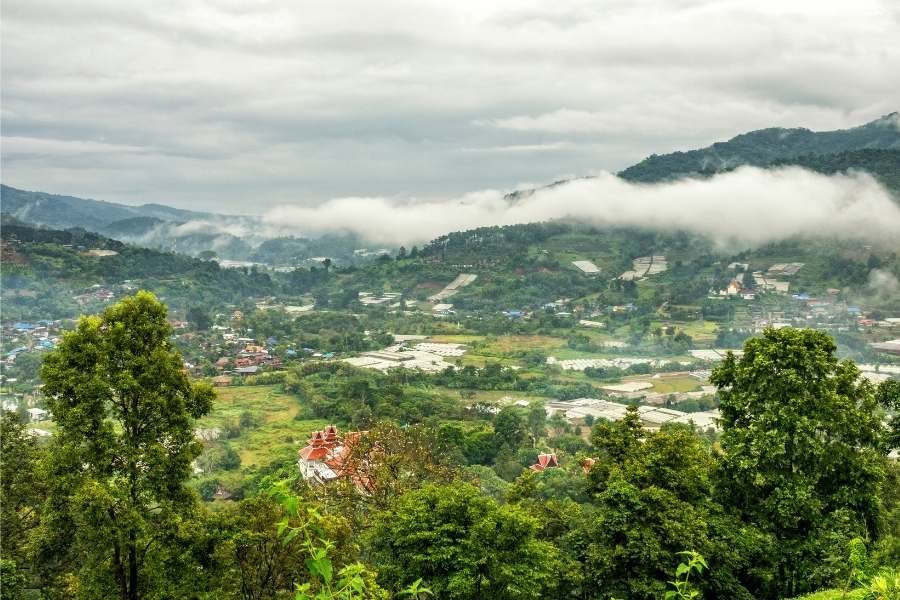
[38,292,215,599]
[618,114,900,184]
[3,294,898,599]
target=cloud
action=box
[867,268,900,297]
[261,166,900,246]
[481,110,624,134]
[1,0,899,210]
[460,142,574,153]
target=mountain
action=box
[766,148,900,192]
[0,185,379,264]
[0,184,266,260]
[100,216,168,237]
[618,112,900,182]
[0,184,217,230]
[1,219,279,322]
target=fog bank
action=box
[261,167,900,247]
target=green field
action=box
[197,384,327,470]
[430,387,553,406]
[625,373,705,394]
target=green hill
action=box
[1,221,277,321]
[618,112,900,182]
[0,184,216,230]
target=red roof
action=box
[529,452,559,472]
[299,445,330,461]
[297,426,378,493]
[323,424,339,445]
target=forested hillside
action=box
[618,113,900,183]
[0,184,214,230]
[1,219,277,320]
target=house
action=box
[432,303,454,315]
[235,365,259,376]
[529,452,559,472]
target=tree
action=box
[0,412,46,585]
[877,380,900,451]
[38,291,215,599]
[330,422,456,512]
[526,403,547,443]
[494,406,528,449]
[580,414,726,599]
[711,328,886,598]
[368,483,561,599]
[186,304,212,330]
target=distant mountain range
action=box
[0,184,217,230]
[0,185,372,265]
[3,112,898,259]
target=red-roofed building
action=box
[529,452,559,472]
[298,426,373,491]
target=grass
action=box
[431,387,553,406]
[478,335,567,353]
[459,354,520,368]
[197,384,327,471]
[625,373,704,393]
[649,319,720,345]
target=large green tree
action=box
[368,482,561,599]
[37,291,214,600]
[577,412,754,600]
[0,412,47,596]
[711,327,886,598]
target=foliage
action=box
[368,482,562,599]
[37,291,215,599]
[270,483,387,600]
[666,551,708,600]
[712,328,887,598]
[0,412,45,552]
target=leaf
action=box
[305,558,334,585]
[283,527,301,545]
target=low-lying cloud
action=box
[262,166,900,247]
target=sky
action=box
[2,0,900,214]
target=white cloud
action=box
[261,167,900,247]
[1,0,898,210]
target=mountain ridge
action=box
[617,112,900,182]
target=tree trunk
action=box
[128,530,139,600]
[113,537,127,600]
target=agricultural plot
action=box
[196,384,327,470]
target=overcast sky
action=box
[2,0,899,214]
